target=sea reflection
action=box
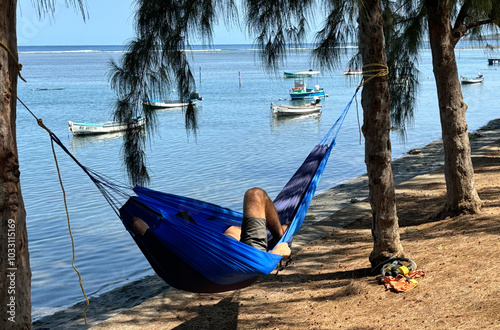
[270,112,322,130]
[68,131,126,148]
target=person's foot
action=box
[131,217,149,236]
[271,242,291,258]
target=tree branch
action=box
[453,0,472,30]
[466,19,497,30]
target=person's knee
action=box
[244,187,267,202]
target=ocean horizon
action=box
[17,38,500,54]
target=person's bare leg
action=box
[243,188,287,242]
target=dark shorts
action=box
[240,216,267,252]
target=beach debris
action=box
[408,148,423,155]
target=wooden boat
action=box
[271,99,322,116]
[289,78,325,99]
[460,73,484,84]
[68,117,146,136]
[343,70,363,75]
[284,70,321,78]
[142,99,197,109]
[143,91,202,109]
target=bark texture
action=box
[358,0,404,267]
[425,0,482,218]
[0,0,32,328]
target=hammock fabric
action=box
[48,92,355,293]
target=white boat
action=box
[68,117,146,136]
[271,99,322,116]
[143,91,202,109]
[142,99,197,109]
[284,70,321,78]
[343,70,363,75]
[460,73,484,84]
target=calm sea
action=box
[16,44,499,319]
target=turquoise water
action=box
[16,45,499,319]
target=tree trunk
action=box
[425,1,482,218]
[358,0,404,267]
[0,0,32,328]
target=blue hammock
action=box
[48,92,355,293]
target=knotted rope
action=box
[0,41,27,82]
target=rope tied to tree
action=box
[17,97,90,325]
[359,63,389,88]
[0,41,27,82]
[353,63,390,143]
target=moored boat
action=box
[284,70,321,78]
[143,99,197,109]
[68,117,146,136]
[143,91,202,109]
[271,98,322,116]
[289,78,325,99]
[460,73,484,84]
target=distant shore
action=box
[33,118,500,329]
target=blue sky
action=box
[16,0,249,46]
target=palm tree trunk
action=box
[425,1,482,218]
[358,0,404,267]
[0,0,32,328]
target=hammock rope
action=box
[17,97,90,324]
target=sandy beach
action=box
[33,118,500,329]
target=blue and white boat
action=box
[289,78,326,99]
[68,117,146,136]
[284,70,321,78]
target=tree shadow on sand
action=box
[173,296,239,330]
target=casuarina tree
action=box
[0,1,86,328]
[423,0,499,218]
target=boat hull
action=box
[460,78,483,84]
[284,72,313,78]
[289,89,325,99]
[143,99,197,109]
[68,117,146,136]
[284,71,321,78]
[460,74,484,84]
[271,103,322,116]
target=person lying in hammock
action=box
[223,187,291,258]
[131,187,291,258]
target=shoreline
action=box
[33,118,500,329]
